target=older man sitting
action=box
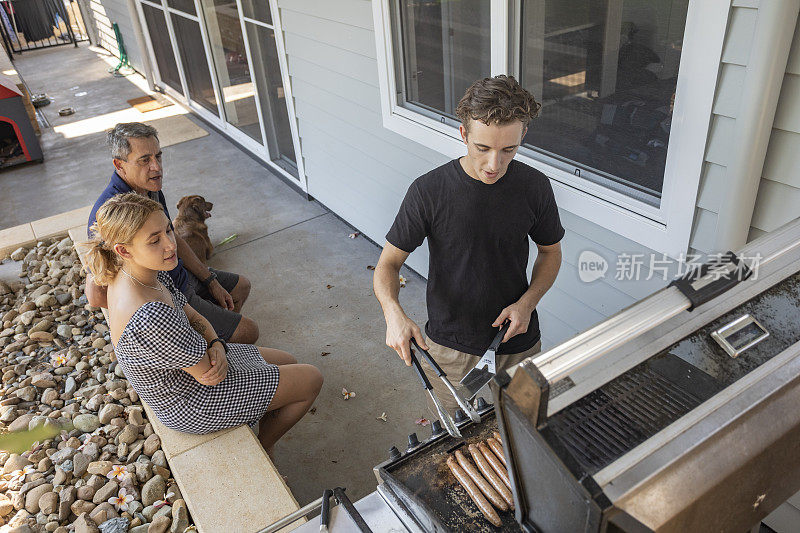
[86,122,259,344]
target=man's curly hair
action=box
[456,75,541,133]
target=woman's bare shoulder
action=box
[108,282,161,345]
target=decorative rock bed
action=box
[0,237,195,533]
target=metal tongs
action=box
[411,339,481,423]
[408,348,462,438]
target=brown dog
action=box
[174,195,214,262]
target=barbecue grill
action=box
[374,216,800,532]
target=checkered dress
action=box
[114,271,280,434]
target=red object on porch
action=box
[0,72,42,167]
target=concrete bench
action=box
[0,209,304,532]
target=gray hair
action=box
[107,122,159,161]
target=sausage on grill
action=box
[493,431,502,443]
[447,455,502,527]
[487,437,507,467]
[478,441,511,490]
[455,449,508,511]
[469,443,514,510]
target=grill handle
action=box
[409,349,433,391]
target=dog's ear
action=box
[177,196,190,211]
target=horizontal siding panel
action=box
[762,128,800,188]
[538,286,607,335]
[299,119,417,199]
[751,179,800,232]
[284,32,377,86]
[712,63,745,118]
[291,81,446,165]
[280,9,376,59]
[773,74,800,133]
[695,162,726,214]
[559,210,660,262]
[304,148,403,237]
[721,7,757,66]
[297,110,436,179]
[705,115,736,166]
[538,309,580,349]
[689,207,718,253]
[288,56,380,110]
[551,260,636,318]
[732,0,758,7]
[278,0,374,30]
[559,226,673,300]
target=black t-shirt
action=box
[386,158,565,356]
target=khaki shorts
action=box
[419,336,542,416]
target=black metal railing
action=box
[0,0,90,56]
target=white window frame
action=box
[372,0,730,258]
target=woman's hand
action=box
[198,342,228,386]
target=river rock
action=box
[92,480,118,504]
[73,414,100,433]
[31,373,56,388]
[3,454,31,475]
[73,453,90,477]
[28,330,53,342]
[77,486,95,501]
[117,425,137,445]
[98,517,129,533]
[87,461,112,476]
[89,502,117,524]
[24,483,53,513]
[38,491,58,515]
[8,414,34,432]
[74,512,99,533]
[50,447,76,465]
[34,294,57,308]
[71,499,96,516]
[10,247,27,261]
[0,494,13,516]
[142,434,160,457]
[169,499,188,533]
[141,475,165,507]
[147,515,170,533]
[98,404,124,424]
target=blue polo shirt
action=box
[88,171,189,292]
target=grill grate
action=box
[548,361,705,474]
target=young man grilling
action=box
[373,75,564,413]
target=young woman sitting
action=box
[84,192,322,456]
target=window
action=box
[141,3,182,95]
[374,0,729,257]
[395,0,490,122]
[171,13,219,116]
[200,0,262,142]
[519,0,688,207]
[245,22,298,173]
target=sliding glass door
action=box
[244,21,296,173]
[136,0,303,186]
[199,0,262,142]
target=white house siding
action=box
[276,0,687,350]
[692,1,800,253]
[85,0,144,73]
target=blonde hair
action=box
[82,193,164,286]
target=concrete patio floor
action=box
[0,44,431,505]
